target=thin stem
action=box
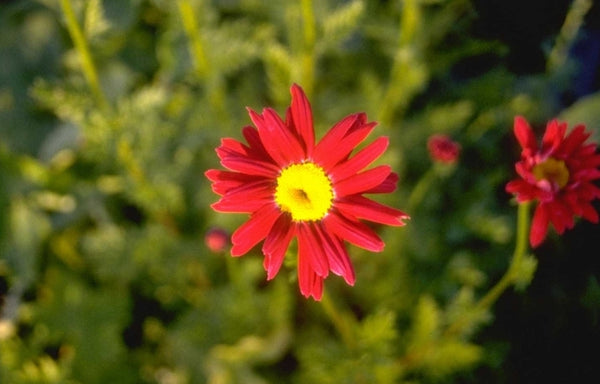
[300,0,316,97]
[59,0,109,111]
[177,0,229,123]
[445,202,531,336]
[177,0,209,78]
[320,291,356,350]
[378,0,421,127]
[474,201,530,310]
[397,202,532,374]
[546,0,593,73]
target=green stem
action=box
[398,202,532,374]
[378,0,421,127]
[546,0,592,73]
[177,0,228,123]
[177,0,209,78]
[300,0,316,96]
[320,291,356,350]
[59,0,109,111]
[445,202,531,336]
[474,201,530,310]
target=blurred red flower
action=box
[427,134,461,164]
[206,84,409,300]
[506,116,600,247]
[205,227,230,253]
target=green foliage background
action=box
[1,0,599,383]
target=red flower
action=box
[205,227,230,253]
[206,84,409,300]
[506,116,600,247]
[427,134,461,164]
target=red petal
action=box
[334,165,392,197]
[247,108,304,166]
[336,195,409,226]
[580,202,599,223]
[316,122,377,170]
[297,223,329,277]
[560,124,589,157]
[576,183,600,200]
[298,236,324,300]
[290,84,315,157]
[572,168,600,182]
[506,179,538,202]
[263,108,306,162]
[313,223,355,285]
[216,138,250,160]
[242,126,272,160]
[364,172,399,194]
[542,119,567,153]
[323,211,384,252]
[330,136,390,182]
[221,156,280,177]
[205,169,258,196]
[514,162,534,182]
[514,116,537,151]
[216,138,255,163]
[262,215,296,280]
[547,199,574,234]
[530,203,549,247]
[231,204,281,256]
[211,180,274,213]
[314,113,364,156]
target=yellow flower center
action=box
[275,162,334,221]
[532,157,569,189]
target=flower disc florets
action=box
[275,162,333,222]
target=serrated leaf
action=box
[357,310,397,353]
[320,0,364,50]
[264,43,293,105]
[425,100,475,134]
[208,21,262,76]
[421,340,483,377]
[409,295,441,347]
[84,0,111,39]
[513,253,538,291]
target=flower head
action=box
[506,116,600,247]
[427,134,461,164]
[206,84,409,300]
[205,227,230,253]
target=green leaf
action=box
[319,0,364,51]
[357,310,398,353]
[4,198,50,285]
[421,340,483,378]
[84,0,110,39]
[408,295,441,347]
[513,253,538,291]
[264,43,293,105]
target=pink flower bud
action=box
[205,228,230,253]
[427,134,461,164]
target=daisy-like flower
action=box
[205,84,409,300]
[506,116,600,247]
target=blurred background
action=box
[1,0,599,383]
